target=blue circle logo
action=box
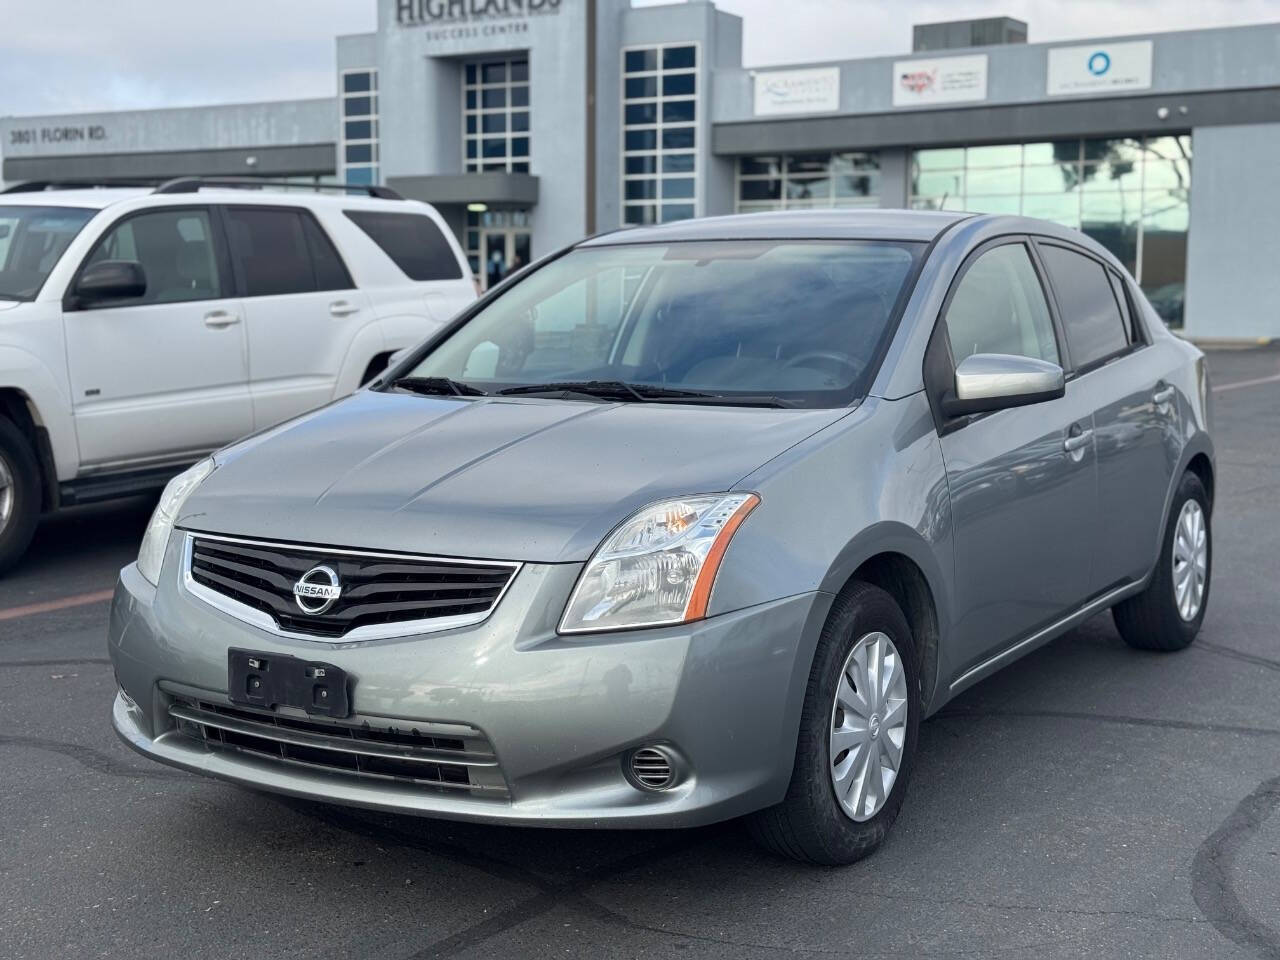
[1088,51,1111,76]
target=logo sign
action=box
[892,54,988,107]
[753,67,840,117]
[397,0,560,26]
[1047,40,1153,96]
[293,565,342,616]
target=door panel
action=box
[221,206,371,430]
[1084,346,1182,588]
[932,239,1099,672]
[942,393,1097,669]
[64,207,251,467]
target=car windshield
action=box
[398,239,924,409]
[0,205,97,301]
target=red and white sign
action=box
[892,54,988,107]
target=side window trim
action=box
[1031,237,1143,378]
[923,234,1061,435]
[65,203,231,311]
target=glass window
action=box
[345,120,372,141]
[0,205,95,301]
[301,215,354,292]
[223,208,318,298]
[1038,243,1130,367]
[341,70,379,188]
[463,58,531,173]
[403,240,924,409]
[622,44,700,224]
[85,209,223,306]
[738,152,881,212]
[945,244,1059,365]
[344,210,463,282]
[625,49,657,73]
[345,143,373,164]
[343,96,372,117]
[343,72,371,93]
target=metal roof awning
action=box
[386,173,539,208]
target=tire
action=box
[748,581,921,865]
[1112,470,1211,652]
[0,416,42,576]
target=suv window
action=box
[224,207,353,297]
[344,210,463,281]
[1038,243,1129,369]
[0,205,96,301]
[945,243,1059,365]
[85,209,222,305]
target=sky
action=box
[1,0,1279,117]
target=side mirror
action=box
[72,260,146,306]
[942,353,1065,418]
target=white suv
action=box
[0,179,475,571]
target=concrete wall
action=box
[712,22,1280,124]
[1184,122,1280,339]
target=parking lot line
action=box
[1213,370,1280,393]
[0,589,115,623]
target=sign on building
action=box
[1047,40,1153,96]
[891,54,988,107]
[753,67,841,117]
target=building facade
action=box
[4,1,1280,338]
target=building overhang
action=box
[387,173,540,209]
[712,86,1280,155]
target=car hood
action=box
[180,390,850,563]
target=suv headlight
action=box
[559,493,759,633]
[137,458,215,585]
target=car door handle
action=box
[1153,385,1176,405]
[1063,428,1094,452]
[329,300,359,318]
[203,310,241,329]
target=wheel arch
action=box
[0,387,57,511]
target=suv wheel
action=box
[0,417,41,575]
[748,581,920,865]
[1112,470,1211,651]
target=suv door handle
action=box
[329,300,359,318]
[203,310,241,329]
[1063,427,1094,452]
[1153,385,1176,406]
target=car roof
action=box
[581,209,971,246]
[0,188,151,209]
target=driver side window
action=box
[946,243,1059,365]
[85,209,223,307]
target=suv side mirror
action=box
[72,260,147,306]
[942,353,1065,418]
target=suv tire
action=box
[748,581,921,865]
[1113,470,1211,652]
[0,417,41,575]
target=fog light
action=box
[625,745,679,792]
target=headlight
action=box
[559,493,759,633]
[137,458,215,585]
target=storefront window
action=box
[341,69,379,186]
[463,58,530,174]
[622,43,699,225]
[735,152,881,212]
[910,135,1192,326]
[464,208,531,291]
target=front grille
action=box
[168,698,508,796]
[187,535,517,639]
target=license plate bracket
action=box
[228,648,352,719]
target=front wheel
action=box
[748,581,920,865]
[1112,470,1211,651]
[0,417,42,575]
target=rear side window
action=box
[344,210,463,281]
[944,243,1059,365]
[224,207,352,297]
[1038,244,1130,369]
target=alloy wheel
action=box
[1173,499,1208,621]
[829,631,909,822]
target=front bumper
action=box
[109,546,829,829]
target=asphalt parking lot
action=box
[1,347,1277,960]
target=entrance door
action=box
[480,230,531,290]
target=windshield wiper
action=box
[498,380,715,402]
[498,380,799,408]
[388,376,487,397]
